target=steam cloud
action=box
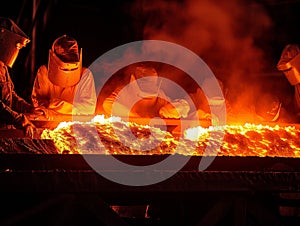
[132,0,274,121]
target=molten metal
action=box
[41,115,300,157]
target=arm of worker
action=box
[31,65,50,108]
[0,66,34,113]
[10,84,35,113]
[102,87,139,117]
[0,101,36,138]
[159,99,190,119]
[294,84,300,112]
[72,68,97,115]
[11,92,35,113]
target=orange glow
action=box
[185,123,300,157]
[41,115,178,155]
[41,115,300,157]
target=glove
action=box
[159,99,190,119]
[48,98,72,114]
[15,114,36,138]
[196,109,212,120]
[33,106,60,120]
[0,101,36,138]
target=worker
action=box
[102,64,192,219]
[185,77,230,127]
[277,44,300,122]
[31,34,97,116]
[254,93,294,123]
[102,64,190,119]
[0,17,36,138]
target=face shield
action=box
[277,44,300,85]
[48,35,82,87]
[279,53,300,85]
[133,66,161,98]
[136,76,161,98]
[0,18,30,68]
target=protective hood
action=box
[277,44,300,85]
[48,35,82,87]
[0,17,30,67]
[133,66,161,98]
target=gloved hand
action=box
[196,110,220,125]
[14,114,37,138]
[48,98,72,114]
[0,101,36,138]
[33,106,49,118]
[159,104,181,119]
[33,106,59,120]
[159,99,190,119]
[196,109,212,120]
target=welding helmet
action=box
[255,93,282,122]
[48,34,82,87]
[132,66,160,98]
[0,17,30,68]
[277,44,300,85]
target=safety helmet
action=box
[0,17,30,67]
[277,44,300,85]
[133,65,160,98]
[48,34,82,87]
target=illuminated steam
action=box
[132,0,273,121]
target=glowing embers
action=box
[41,116,300,157]
[41,115,178,155]
[185,123,300,157]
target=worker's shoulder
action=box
[36,65,48,79]
[82,67,93,77]
[37,65,48,73]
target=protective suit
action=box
[277,44,300,115]
[103,65,190,118]
[0,17,35,138]
[31,35,96,115]
[254,93,296,123]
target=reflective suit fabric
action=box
[0,61,34,128]
[277,44,300,116]
[31,65,96,115]
[0,63,33,112]
[294,85,300,112]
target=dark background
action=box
[1,0,141,100]
[1,0,300,104]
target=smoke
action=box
[132,0,274,119]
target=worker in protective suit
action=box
[31,34,97,116]
[0,17,36,138]
[103,64,190,218]
[277,44,300,122]
[102,64,190,119]
[254,93,294,123]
